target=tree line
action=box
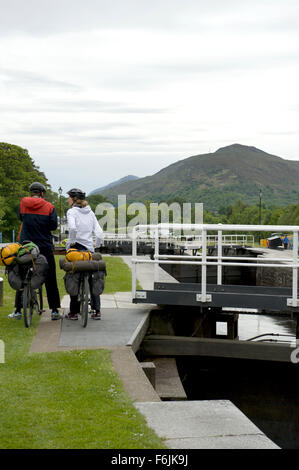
[0,143,60,241]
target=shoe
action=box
[8,311,22,319]
[64,312,78,321]
[91,311,101,320]
[51,310,62,321]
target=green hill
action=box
[89,175,139,196]
[100,144,299,210]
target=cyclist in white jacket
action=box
[65,188,103,320]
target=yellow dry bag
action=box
[65,248,92,263]
[0,243,21,266]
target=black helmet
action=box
[67,188,86,200]
[30,182,46,194]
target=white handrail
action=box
[201,228,207,302]
[131,232,254,246]
[217,229,222,285]
[132,224,299,308]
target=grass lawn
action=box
[0,257,165,449]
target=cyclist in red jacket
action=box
[8,182,61,320]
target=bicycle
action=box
[59,252,104,327]
[22,263,43,328]
[77,271,90,328]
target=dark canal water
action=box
[176,314,299,449]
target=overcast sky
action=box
[1,0,299,195]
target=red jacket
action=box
[18,197,57,250]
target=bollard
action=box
[0,277,3,307]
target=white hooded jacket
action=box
[66,205,103,252]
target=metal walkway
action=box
[131,223,299,313]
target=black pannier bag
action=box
[7,254,48,290]
[90,271,105,296]
[64,271,81,296]
[31,254,49,289]
[7,263,24,290]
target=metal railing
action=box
[217,234,254,247]
[131,223,299,308]
[101,232,254,248]
[176,233,254,250]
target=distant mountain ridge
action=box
[99,144,299,210]
[89,175,139,196]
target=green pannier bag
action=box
[17,241,40,264]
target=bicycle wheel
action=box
[23,284,33,328]
[80,274,89,328]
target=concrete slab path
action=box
[248,247,295,262]
[135,400,280,449]
[58,307,149,349]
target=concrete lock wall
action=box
[256,259,297,287]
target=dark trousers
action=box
[41,249,60,310]
[15,249,60,311]
[70,276,101,314]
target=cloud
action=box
[262,131,299,136]
[1,0,298,39]
[37,99,168,114]
[0,67,80,91]
[10,122,135,136]
[1,0,299,196]
[0,0,243,36]
[0,94,169,115]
